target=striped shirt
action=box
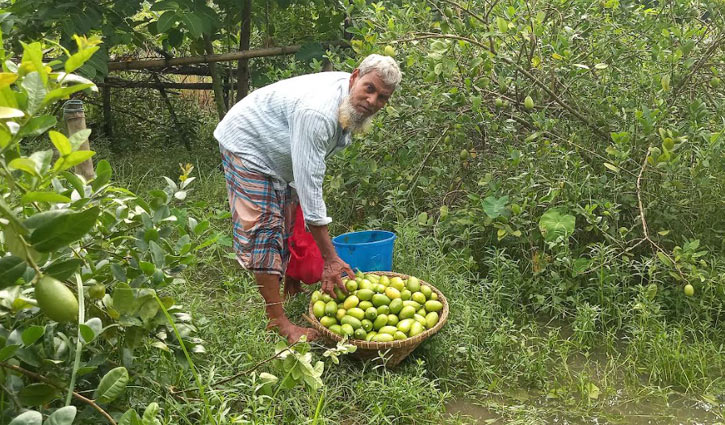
[214,72,353,226]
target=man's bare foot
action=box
[283,277,305,299]
[267,319,319,343]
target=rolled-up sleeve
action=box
[290,109,335,226]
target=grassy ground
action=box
[87,124,725,424]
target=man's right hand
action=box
[320,256,355,297]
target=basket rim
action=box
[305,271,448,350]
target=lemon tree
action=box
[0,34,210,423]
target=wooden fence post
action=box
[63,100,95,180]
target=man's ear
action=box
[349,68,360,89]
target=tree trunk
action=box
[203,35,228,120]
[63,101,95,180]
[153,74,191,151]
[236,0,252,103]
[102,83,112,140]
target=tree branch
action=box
[0,362,117,425]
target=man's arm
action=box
[308,224,355,296]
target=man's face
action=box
[348,69,395,117]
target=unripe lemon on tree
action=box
[524,95,535,110]
[384,45,396,57]
[710,76,721,88]
[35,276,78,323]
[495,98,503,108]
[89,283,106,299]
[460,149,469,160]
[683,284,694,297]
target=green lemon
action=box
[373,283,386,293]
[89,283,106,300]
[397,319,413,334]
[710,76,721,88]
[356,288,374,301]
[426,312,439,328]
[406,276,421,292]
[379,275,390,286]
[390,277,405,290]
[366,273,380,283]
[409,321,424,337]
[417,307,427,317]
[524,95,534,110]
[372,333,394,342]
[385,287,401,300]
[341,315,362,329]
[321,294,333,303]
[386,314,399,326]
[345,279,358,292]
[420,285,433,299]
[35,276,78,323]
[343,295,359,310]
[394,331,407,340]
[377,305,390,315]
[334,287,346,302]
[365,331,377,341]
[347,307,365,321]
[389,298,403,315]
[361,319,373,332]
[399,306,416,320]
[495,97,504,108]
[358,300,373,310]
[354,328,367,340]
[412,292,426,305]
[372,294,391,307]
[359,279,373,290]
[324,301,337,317]
[329,324,343,335]
[403,300,421,310]
[313,300,326,318]
[684,284,694,296]
[430,292,438,301]
[365,307,378,321]
[341,324,354,336]
[379,326,398,335]
[310,290,322,303]
[400,290,412,300]
[425,300,443,312]
[373,314,388,330]
[320,316,337,327]
[384,45,396,57]
[336,308,347,321]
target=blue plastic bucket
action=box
[332,230,396,272]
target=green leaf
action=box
[0,344,19,361]
[81,317,102,343]
[29,207,100,252]
[65,47,100,74]
[142,402,160,425]
[44,83,94,104]
[9,410,42,425]
[24,209,69,229]
[113,283,137,314]
[18,383,59,406]
[538,208,576,242]
[21,325,45,346]
[0,122,11,147]
[148,240,165,268]
[496,17,508,33]
[61,171,85,195]
[9,157,39,176]
[94,366,129,403]
[137,298,159,321]
[0,106,24,118]
[44,406,77,425]
[21,192,71,204]
[30,149,53,175]
[157,11,177,33]
[603,162,620,173]
[49,131,72,155]
[92,159,112,191]
[482,195,509,219]
[181,13,203,38]
[21,41,47,83]
[53,150,95,172]
[150,0,180,11]
[656,251,673,267]
[68,129,91,150]
[0,256,26,287]
[21,72,47,115]
[295,42,324,62]
[119,409,142,425]
[17,115,56,137]
[44,258,82,280]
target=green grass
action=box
[87,126,725,424]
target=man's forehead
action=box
[358,71,395,95]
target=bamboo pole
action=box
[63,100,95,180]
[106,41,348,72]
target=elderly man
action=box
[214,54,402,342]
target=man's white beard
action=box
[338,96,374,134]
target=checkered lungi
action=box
[220,145,297,276]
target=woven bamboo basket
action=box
[304,271,448,368]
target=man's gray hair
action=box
[358,54,402,89]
